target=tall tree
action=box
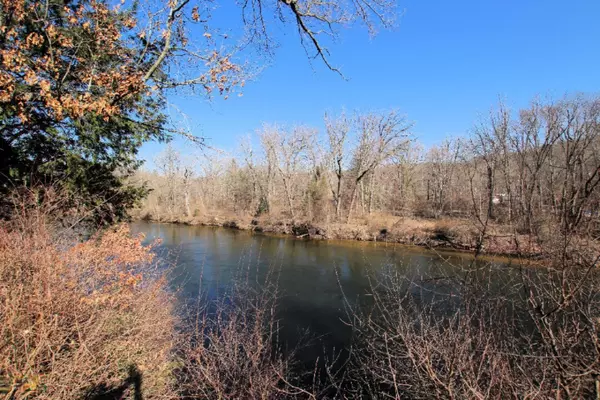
[325,112,351,221]
[347,110,412,221]
[425,138,462,218]
[260,125,315,220]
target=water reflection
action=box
[130,221,512,366]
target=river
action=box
[130,221,513,368]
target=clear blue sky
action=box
[139,0,600,165]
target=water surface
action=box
[130,221,512,365]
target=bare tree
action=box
[241,135,275,216]
[138,0,398,91]
[347,111,412,221]
[182,165,194,218]
[239,0,397,75]
[549,98,600,231]
[325,112,352,221]
[155,143,181,217]
[390,140,423,214]
[425,138,463,218]
[260,125,316,220]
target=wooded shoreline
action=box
[133,213,543,258]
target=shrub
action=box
[0,211,177,399]
[343,261,600,399]
[177,283,291,399]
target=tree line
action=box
[138,95,600,242]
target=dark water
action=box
[130,221,513,366]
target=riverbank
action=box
[131,211,542,258]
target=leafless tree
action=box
[390,140,423,215]
[424,138,463,218]
[260,125,316,220]
[325,112,351,221]
[155,143,181,217]
[347,111,412,221]
[241,135,276,216]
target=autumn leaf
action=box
[192,6,200,22]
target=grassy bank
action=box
[132,210,542,258]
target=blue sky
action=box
[139,0,600,166]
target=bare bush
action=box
[341,247,600,399]
[175,270,333,400]
[0,193,177,399]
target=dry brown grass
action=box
[0,204,177,399]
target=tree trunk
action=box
[184,188,192,218]
[368,172,375,214]
[359,180,365,214]
[487,165,494,220]
[347,182,358,223]
[335,174,342,220]
[282,177,296,220]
